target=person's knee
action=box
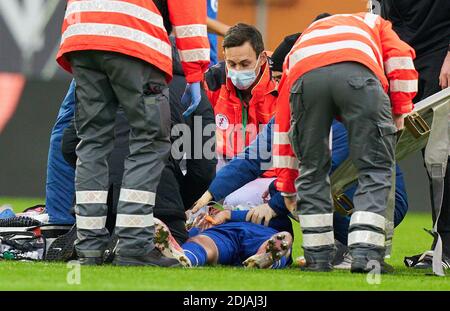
[187,235,218,264]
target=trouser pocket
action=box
[143,87,170,139]
[374,122,397,165]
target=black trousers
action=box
[415,48,450,256]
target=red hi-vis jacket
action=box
[273,13,418,193]
[206,62,277,159]
[56,0,210,83]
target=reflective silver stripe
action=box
[364,13,378,28]
[390,79,418,93]
[329,129,333,151]
[298,25,382,65]
[308,13,355,29]
[65,0,165,30]
[348,231,385,247]
[291,14,369,50]
[289,40,378,70]
[302,231,334,248]
[76,191,108,204]
[350,211,385,230]
[76,215,106,230]
[384,57,415,75]
[119,189,156,205]
[273,132,290,145]
[173,24,207,38]
[61,23,172,58]
[116,214,154,228]
[300,213,333,228]
[272,155,298,170]
[179,48,210,62]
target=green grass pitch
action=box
[0,197,449,290]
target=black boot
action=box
[113,248,181,267]
[300,250,335,272]
[350,249,393,274]
[79,257,103,266]
[45,225,77,262]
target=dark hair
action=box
[153,0,172,33]
[271,32,301,72]
[223,23,264,56]
[313,13,332,22]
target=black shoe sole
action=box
[0,216,43,227]
[79,257,103,266]
[113,258,158,267]
[300,264,333,272]
[45,225,77,262]
[351,260,394,274]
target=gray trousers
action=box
[69,50,171,258]
[289,62,397,262]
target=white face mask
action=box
[227,56,262,90]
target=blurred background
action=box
[0,0,431,215]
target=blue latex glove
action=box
[181,82,202,118]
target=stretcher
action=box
[330,87,450,275]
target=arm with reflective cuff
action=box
[168,0,210,83]
[379,18,418,114]
[273,77,298,193]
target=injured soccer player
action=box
[189,118,409,269]
[153,211,293,269]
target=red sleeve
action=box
[273,75,298,193]
[168,0,210,83]
[379,18,418,114]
